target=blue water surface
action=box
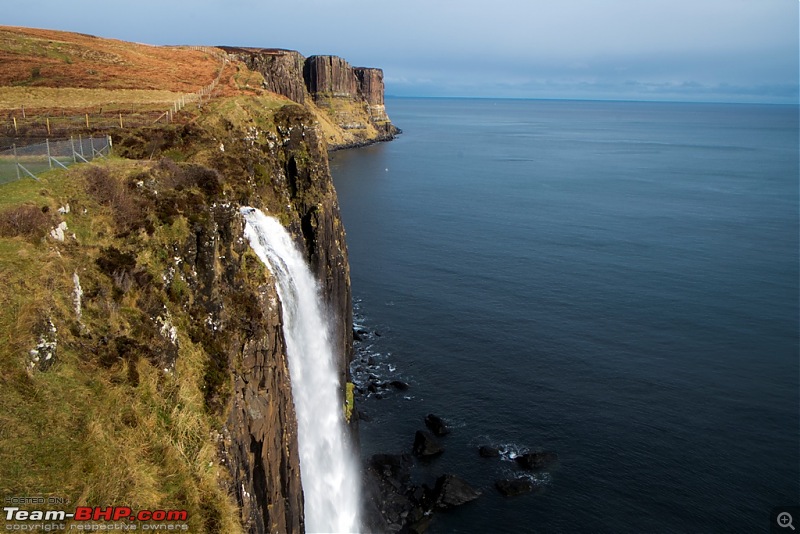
[330,98,799,533]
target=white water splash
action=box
[241,207,360,533]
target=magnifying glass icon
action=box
[778,512,796,530]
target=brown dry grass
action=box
[0,26,222,93]
[0,87,182,111]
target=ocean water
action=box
[329,98,799,533]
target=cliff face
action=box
[223,47,399,149]
[354,67,390,123]
[189,101,355,532]
[1,29,381,534]
[223,48,307,104]
[304,55,358,98]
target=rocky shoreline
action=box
[350,323,559,533]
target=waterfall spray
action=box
[241,207,360,533]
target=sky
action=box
[4,1,799,103]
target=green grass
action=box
[0,158,242,532]
[344,381,355,422]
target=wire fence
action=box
[2,47,230,141]
[0,135,111,185]
[3,111,170,139]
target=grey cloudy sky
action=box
[5,0,799,103]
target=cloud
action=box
[3,0,798,103]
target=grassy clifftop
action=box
[0,157,244,532]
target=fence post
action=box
[71,136,76,163]
[46,138,52,169]
[85,113,89,128]
[119,113,123,128]
[90,136,95,158]
[46,117,51,136]
[107,135,112,155]
[79,134,85,159]
[13,117,17,135]
[13,144,20,181]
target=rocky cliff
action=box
[223,48,307,104]
[223,47,399,149]
[354,67,390,123]
[0,97,355,533]
[0,27,385,534]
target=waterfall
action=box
[241,207,360,534]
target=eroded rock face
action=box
[354,67,384,106]
[223,47,306,104]
[304,55,359,98]
[355,67,389,122]
[223,274,305,534]
[223,47,399,148]
[271,105,353,386]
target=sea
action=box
[329,98,799,533]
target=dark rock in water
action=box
[424,413,450,436]
[516,450,558,470]
[370,453,414,483]
[478,445,500,458]
[367,355,375,366]
[353,327,368,341]
[432,474,481,509]
[374,330,382,337]
[363,453,432,534]
[389,380,410,391]
[495,478,536,497]
[412,430,444,458]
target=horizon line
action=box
[384,94,800,107]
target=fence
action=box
[3,48,230,140]
[0,135,111,185]
[4,111,170,139]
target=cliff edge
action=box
[0,26,379,534]
[223,47,400,149]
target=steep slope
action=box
[0,26,375,533]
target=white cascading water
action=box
[241,207,360,534]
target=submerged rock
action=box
[515,450,558,470]
[370,453,414,484]
[432,474,481,509]
[388,380,410,391]
[412,430,444,458]
[353,327,369,341]
[424,413,450,436]
[495,478,538,497]
[478,445,500,458]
